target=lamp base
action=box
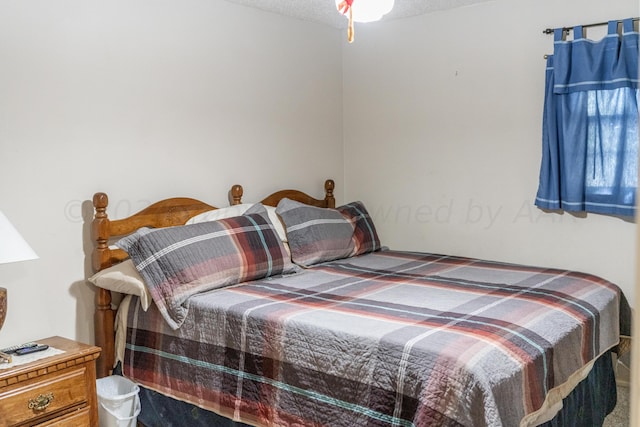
[0,287,6,331]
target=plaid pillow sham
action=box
[276,198,381,267]
[116,204,296,329]
[338,201,381,257]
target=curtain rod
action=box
[543,17,639,35]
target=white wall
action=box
[0,0,343,347]
[343,0,638,303]
[1,0,637,353]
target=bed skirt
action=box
[131,350,617,427]
[539,350,617,427]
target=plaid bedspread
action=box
[123,250,623,427]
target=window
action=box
[535,20,639,217]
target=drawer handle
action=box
[28,393,54,411]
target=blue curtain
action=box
[535,19,639,217]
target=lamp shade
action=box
[335,0,394,22]
[0,211,38,264]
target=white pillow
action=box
[88,259,151,311]
[186,203,288,243]
[263,205,288,243]
[184,204,253,225]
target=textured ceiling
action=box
[224,0,493,29]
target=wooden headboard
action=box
[90,179,335,377]
[230,179,335,208]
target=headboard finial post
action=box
[231,185,243,205]
[91,192,115,377]
[324,179,335,208]
[92,192,111,272]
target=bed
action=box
[88,179,630,427]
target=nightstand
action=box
[0,336,101,427]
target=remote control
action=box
[15,344,49,355]
[0,342,38,355]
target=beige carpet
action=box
[604,385,630,427]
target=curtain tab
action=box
[622,18,635,33]
[573,25,584,39]
[607,20,619,35]
[554,28,565,42]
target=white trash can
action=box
[96,375,141,427]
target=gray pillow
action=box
[116,204,296,329]
[276,198,380,267]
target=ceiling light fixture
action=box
[336,0,394,43]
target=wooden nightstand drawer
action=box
[36,407,91,426]
[0,337,101,427]
[0,366,88,426]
